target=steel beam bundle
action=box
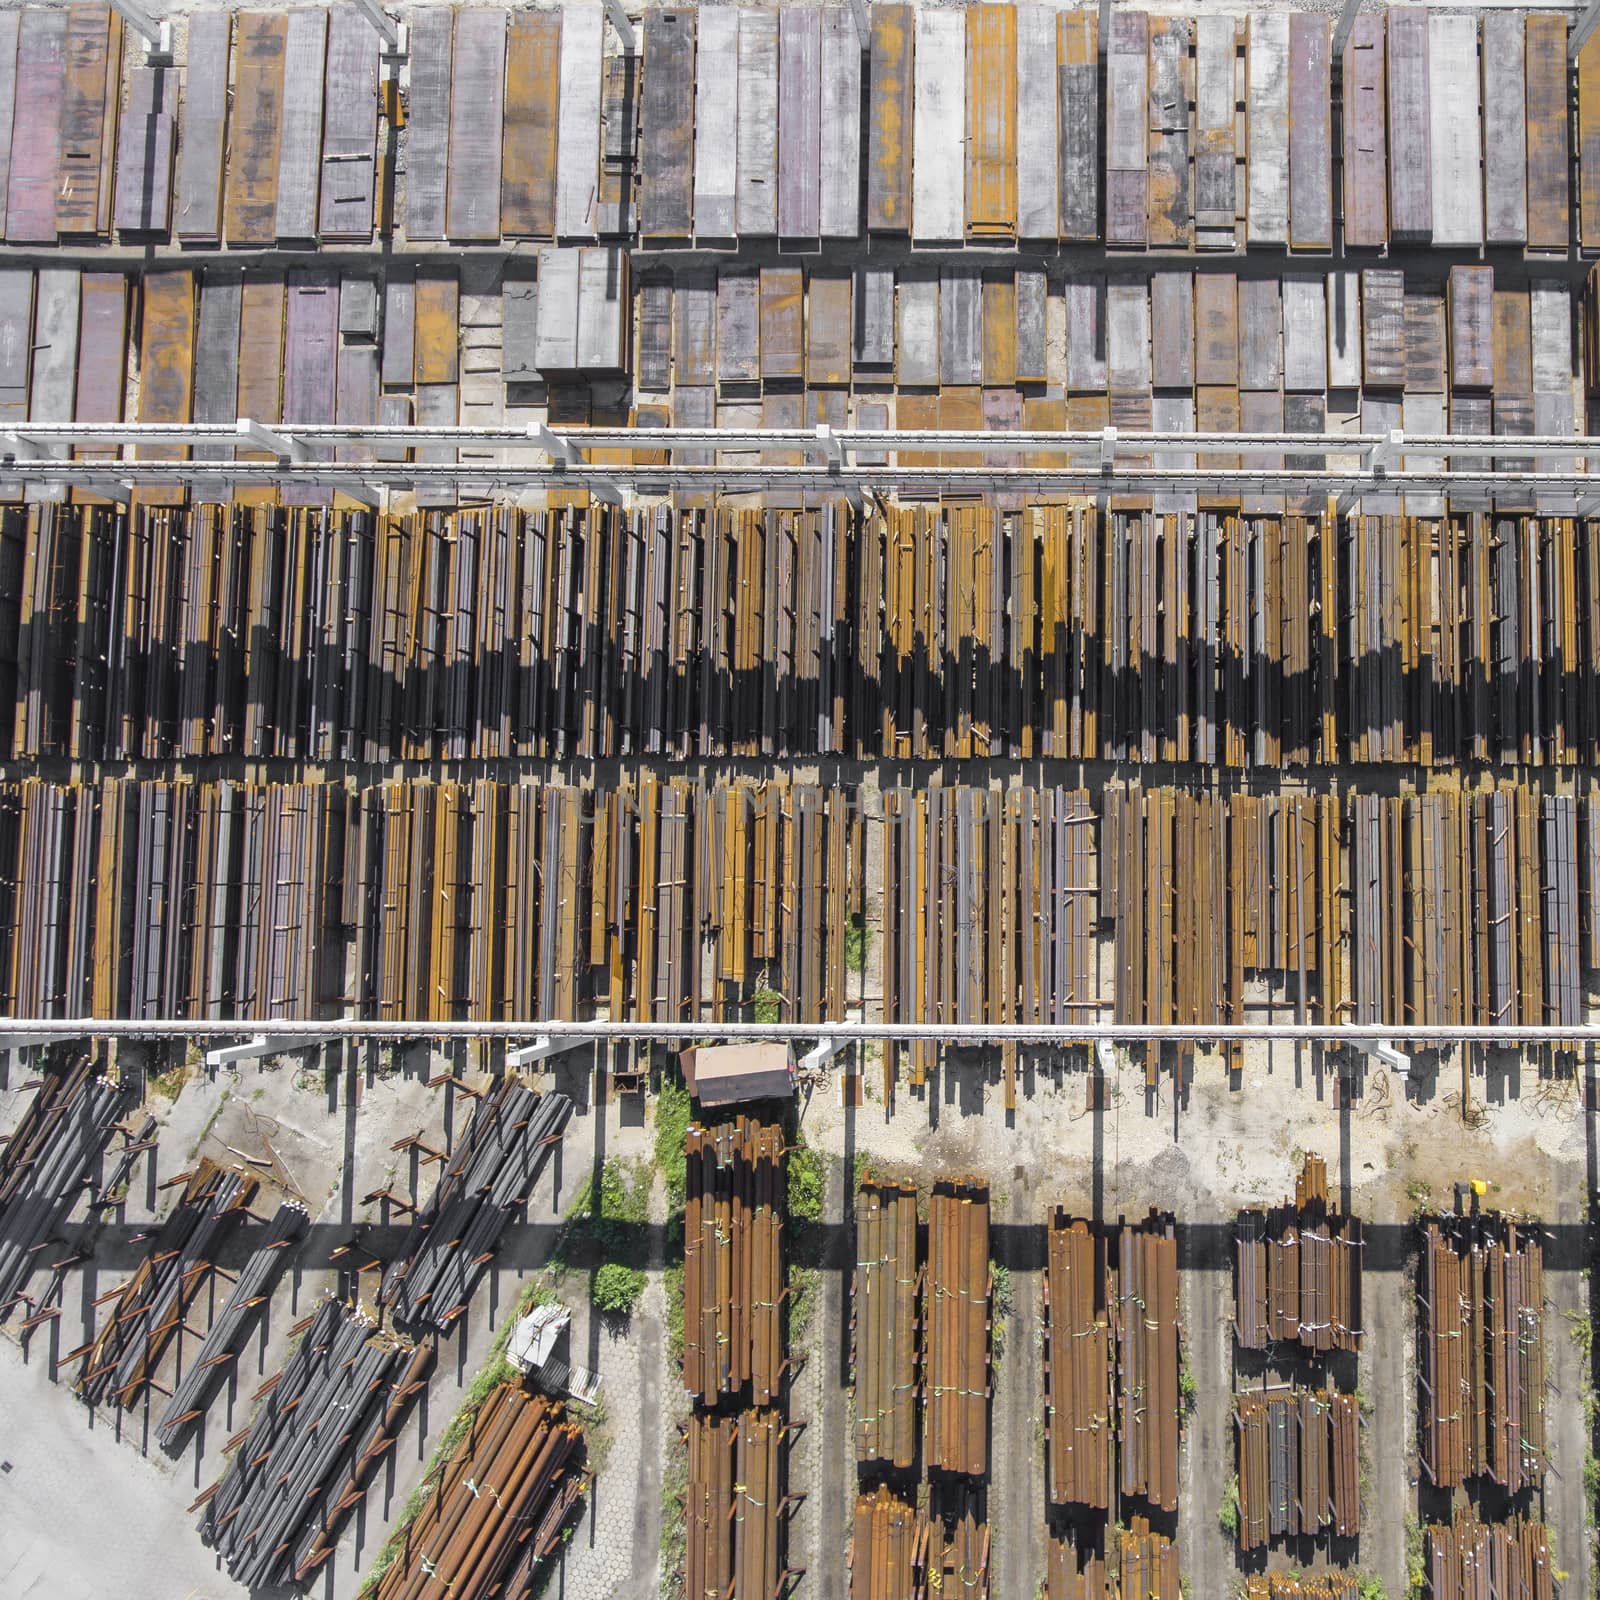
[1244,1576,1363,1599]
[195,1296,434,1590]
[1044,1211,1114,1509]
[849,1485,917,1600]
[852,1178,919,1470]
[1425,1512,1554,1600]
[683,1115,785,1406]
[71,1156,258,1408]
[1047,1519,1180,1600]
[1419,1215,1547,1493]
[924,1179,990,1477]
[685,1407,785,1600]
[1115,1213,1180,1514]
[156,1198,309,1453]
[379,1080,572,1330]
[1235,1154,1363,1355]
[367,1383,585,1600]
[8,502,1600,770]
[1234,1388,1360,1551]
[0,1049,133,1319]
[917,1477,990,1600]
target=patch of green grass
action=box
[1178,1348,1198,1414]
[147,1062,187,1100]
[593,1262,647,1317]
[751,986,783,1024]
[1405,1179,1433,1210]
[1584,1452,1600,1511]
[1568,1309,1594,1361]
[556,1157,651,1268]
[1356,1575,1389,1600]
[660,1418,689,1600]
[664,1263,686,1366]
[991,1260,1012,1361]
[788,1264,820,1345]
[845,913,870,974]
[655,1076,693,1211]
[1218,1473,1240,1541]
[1405,1515,1425,1596]
[787,1141,826,1223]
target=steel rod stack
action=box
[849,1485,917,1600]
[0,1050,133,1320]
[683,1115,785,1406]
[685,1407,785,1600]
[917,1477,990,1600]
[379,1080,572,1330]
[1047,1519,1180,1600]
[1234,1388,1360,1551]
[194,1296,432,1590]
[682,1112,789,1598]
[1236,1154,1363,1355]
[1425,1512,1554,1600]
[367,1383,585,1600]
[72,1157,258,1409]
[924,1180,990,1478]
[1115,1212,1180,1514]
[156,1199,310,1453]
[853,1178,919,1471]
[1244,1577,1363,1599]
[1045,1211,1114,1510]
[1419,1214,1546,1493]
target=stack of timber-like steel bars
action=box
[1045,1211,1114,1510]
[0,1048,133,1321]
[367,1384,586,1600]
[1419,1214,1546,1493]
[156,1199,309,1453]
[1045,1518,1179,1600]
[1235,1153,1363,1355]
[70,1156,258,1409]
[1234,1388,1360,1550]
[1244,1576,1363,1598]
[925,1179,990,1477]
[378,1080,572,1330]
[853,1178,919,1470]
[849,1484,917,1600]
[194,1295,435,1589]
[682,1111,792,1598]
[1116,1212,1180,1513]
[1425,1511,1554,1600]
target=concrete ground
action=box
[1,1033,1593,1600]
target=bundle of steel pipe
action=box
[194,1296,432,1589]
[156,1199,310,1454]
[852,1178,919,1470]
[1044,1211,1114,1510]
[682,1115,785,1406]
[379,1080,572,1330]
[1116,1212,1180,1513]
[1244,1576,1363,1599]
[71,1157,258,1409]
[1235,1154,1363,1355]
[1234,1388,1360,1551]
[924,1180,990,1478]
[849,1485,917,1600]
[367,1384,585,1600]
[13,502,1600,770]
[1419,1214,1546,1493]
[918,1478,990,1600]
[0,1049,133,1319]
[1425,1512,1554,1600]
[685,1408,784,1600]
[1045,1519,1181,1600]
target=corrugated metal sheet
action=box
[1058,14,1098,242]
[778,8,821,237]
[7,11,66,244]
[1428,16,1482,248]
[447,9,507,243]
[1288,15,1330,251]
[556,5,603,237]
[1526,15,1569,253]
[867,4,913,232]
[319,9,379,242]
[1341,16,1386,249]
[177,14,230,243]
[1246,14,1288,247]
[1483,15,1527,247]
[1105,11,1147,246]
[642,10,695,240]
[1387,11,1432,241]
[503,12,561,239]
[226,13,287,246]
[691,8,737,238]
[966,4,1016,242]
[275,8,326,242]
[736,10,778,237]
[819,10,860,239]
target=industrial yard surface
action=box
[3,0,1600,1598]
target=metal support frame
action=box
[1352,1038,1413,1075]
[1573,0,1600,59]
[849,0,872,49]
[203,1034,336,1070]
[6,1020,1600,1046]
[506,1035,589,1068]
[1,424,1596,507]
[108,0,173,64]
[351,0,404,54]
[604,0,638,56]
[1098,0,1113,52]
[1332,0,1363,60]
